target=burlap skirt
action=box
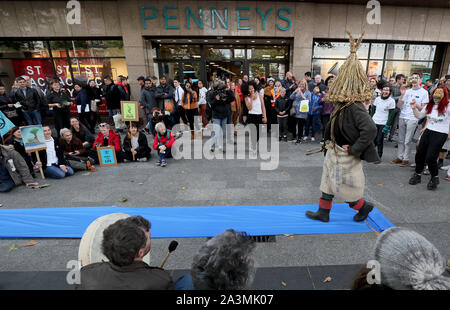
[320,142,365,202]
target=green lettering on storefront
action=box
[186,7,203,29]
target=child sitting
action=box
[152,122,175,167]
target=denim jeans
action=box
[397,118,418,161]
[211,117,227,148]
[108,109,118,121]
[23,110,42,125]
[44,165,74,179]
[174,274,195,290]
[145,113,153,133]
[157,142,172,163]
[304,114,321,137]
[0,178,15,192]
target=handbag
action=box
[113,113,127,130]
[90,100,97,112]
[164,99,174,113]
[290,106,296,116]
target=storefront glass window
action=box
[182,63,201,83]
[384,61,433,81]
[0,41,49,58]
[313,42,369,59]
[205,46,232,59]
[249,63,266,78]
[370,43,385,60]
[159,45,201,59]
[312,59,368,78]
[270,63,286,80]
[161,62,180,80]
[68,40,125,58]
[385,44,436,61]
[247,46,288,60]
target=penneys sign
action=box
[141,6,292,31]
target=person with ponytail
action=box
[409,86,450,190]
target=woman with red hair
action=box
[409,86,450,190]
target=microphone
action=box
[160,240,178,269]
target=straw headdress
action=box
[325,29,372,104]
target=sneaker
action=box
[295,139,301,144]
[410,163,416,167]
[423,168,430,175]
[311,137,315,142]
[427,176,439,190]
[138,157,148,162]
[302,136,308,141]
[440,165,450,171]
[409,172,421,185]
[161,161,167,167]
[399,160,409,167]
[391,158,402,164]
[320,140,325,145]
[156,160,161,166]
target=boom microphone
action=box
[160,240,178,268]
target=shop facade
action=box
[0,0,449,100]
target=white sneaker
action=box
[311,137,315,142]
[440,165,450,170]
[302,136,308,141]
[138,158,148,162]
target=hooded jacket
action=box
[0,144,34,185]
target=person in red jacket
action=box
[153,122,174,167]
[89,123,124,163]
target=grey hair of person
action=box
[191,229,256,290]
[60,128,72,137]
[154,122,166,133]
[374,227,450,290]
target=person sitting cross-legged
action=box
[152,122,174,167]
[122,122,151,162]
[32,125,74,179]
[76,216,174,290]
[59,128,96,172]
[0,144,38,192]
[89,123,123,163]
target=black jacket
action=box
[45,90,71,113]
[71,124,95,144]
[14,87,41,111]
[140,86,159,112]
[274,96,291,115]
[154,84,175,112]
[324,102,379,163]
[86,85,102,101]
[76,261,174,290]
[122,132,151,153]
[31,137,69,170]
[0,93,22,121]
[208,89,234,119]
[103,83,121,110]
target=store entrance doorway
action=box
[206,60,243,82]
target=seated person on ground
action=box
[352,227,449,290]
[59,128,96,172]
[0,144,38,192]
[175,229,256,290]
[90,123,123,163]
[153,122,174,167]
[32,125,74,179]
[76,216,174,290]
[122,122,151,162]
[4,127,35,177]
[70,117,95,150]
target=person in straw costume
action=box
[305,30,380,223]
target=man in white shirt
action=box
[172,78,185,126]
[392,73,429,167]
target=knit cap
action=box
[374,227,450,290]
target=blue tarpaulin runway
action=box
[0,204,394,238]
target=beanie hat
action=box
[374,227,450,290]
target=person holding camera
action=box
[208,81,234,152]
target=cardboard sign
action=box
[97,146,117,167]
[20,125,46,153]
[121,101,139,122]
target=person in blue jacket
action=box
[303,86,323,142]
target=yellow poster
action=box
[121,101,139,122]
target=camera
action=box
[213,82,228,101]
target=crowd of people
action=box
[0,71,449,192]
[75,215,449,290]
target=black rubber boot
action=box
[353,201,374,222]
[409,173,421,185]
[427,176,439,190]
[305,208,330,222]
